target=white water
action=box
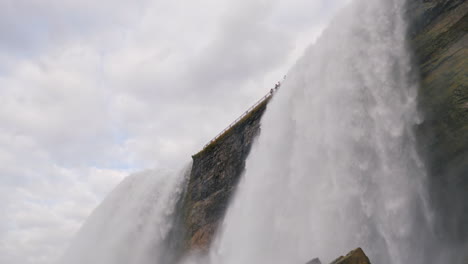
[60,164,190,264]
[209,0,440,263]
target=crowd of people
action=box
[270,75,286,94]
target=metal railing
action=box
[202,84,280,150]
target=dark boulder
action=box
[329,248,371,264]
[305,248,371,264]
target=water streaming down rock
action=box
[209,0,443,263]
[60,163,191,264]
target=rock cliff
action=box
[180,99,268,251]
[179,0,467,256]
[410,0,468,246]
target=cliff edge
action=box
[181,99,268,250]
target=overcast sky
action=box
[0,0,348,263]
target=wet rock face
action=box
[329,248,371,264]
[181,101,268,250]
[410,0,468,244]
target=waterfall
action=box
[59,163,191,264]
[209,0,440,263]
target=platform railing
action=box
[202,84,280,150]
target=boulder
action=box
[329,248,371,264]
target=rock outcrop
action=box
[410,0,468,244]
[305,248,371,264]
[180,99,268,250]
[329,248,371,264]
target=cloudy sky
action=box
[0,0,348,263]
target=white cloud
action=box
[0,0,348,263]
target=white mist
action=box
[210,0,438,263]
[59,164,190,264]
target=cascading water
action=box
[209,0,443,263]
[59,163,191,264]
